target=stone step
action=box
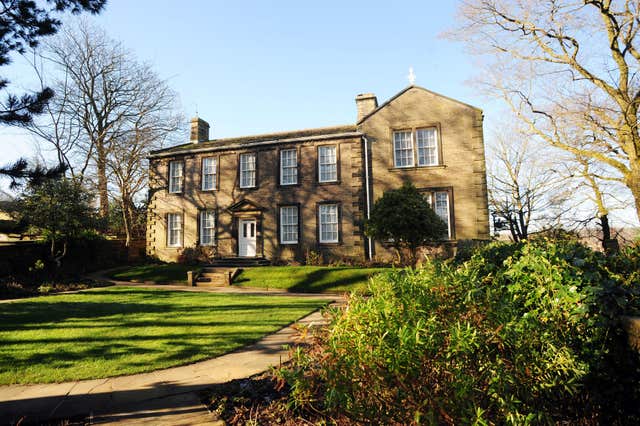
[192,267,238,287]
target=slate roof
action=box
[148,85,481,159]
[149,124,360,158]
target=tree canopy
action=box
[26,20,183,224]
[453,0,640,221]
[19,177,95,266]
[0,0,106,126]
[0,0,105,187]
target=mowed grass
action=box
[0,287,326,385]
[234,266,389,293]
[110,264,195,283]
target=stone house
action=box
[146,85,490,263]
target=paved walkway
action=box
[0,274,339,425]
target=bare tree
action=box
[25,20,183,226]
[488,127,569,241]
[24,50,86,179]
[107,74,183,245]
[561,152,629,251]
[453,0,640,221]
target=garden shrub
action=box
[282,239,640,424]
[305,249,322,266]
[453,238,489,263]
[178,245,216,265]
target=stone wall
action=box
[358,86,490,261]
[147,136,366,263]
[147,86,491,264]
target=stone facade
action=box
[359,86,490,259]
[146,86,490,263]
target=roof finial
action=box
[195,103,198,118]
[408,66,416,85]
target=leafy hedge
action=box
[0,233,131,282]
[281,240,640,424]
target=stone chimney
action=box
[190,117,210,144]
[355,93,378,122]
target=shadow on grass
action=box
[0,328,283,375]
[235,267,388,294]
[0,288,325,386]
[0,288,322,327]
[0,337,293,425]
[287,269,374,293]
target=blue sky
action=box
[97,0,484,136]
[1,0,491,154]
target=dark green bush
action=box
[283,239,640,424]
[0,234,128,283]
[452,238,489,263]
[177,245,215,265]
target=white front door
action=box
[238,219,257,257]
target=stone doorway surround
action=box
[227,199,265,259]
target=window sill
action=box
[200,188,218,192]
[316,180,341,186]
[318,241,341,246]
[388,165,446,172]
[280,241,299,246]
[278,183,301,189]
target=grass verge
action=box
[234,266,389,293]
[109,263,196,284]
[0,286,326,384]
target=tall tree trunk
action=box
[628,162,640,224]
[96,144,108,218]
[600,214,620,254]
[120,196,132,247]
[601,214,611,242]
[508,219,519,242]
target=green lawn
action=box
[110,263,195,283]
[234,266,389,293]
[0,287,326,385]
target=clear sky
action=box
[1,0,490,162]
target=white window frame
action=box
[318,145,338,183]
[393,130,414,168]
[425,190,452,239]
[201,157,217,191]
[416,128,438,166]
[169,161,184,193]
[318,204,339,243]
[280,149,298,185]
[167,213,183,247]
[280,205,299,244]
[239,153,256,188]
[199,210,216,246]
[393,127,440,168]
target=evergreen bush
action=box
[281,239,640,424]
